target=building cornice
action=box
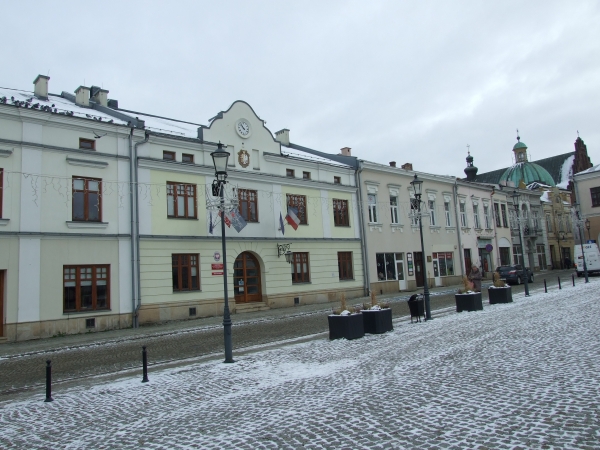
[264,152,355,174]
[0,137,130,160]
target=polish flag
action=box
[219,211,231,228]
[285,207,300,230]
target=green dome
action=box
[513,141,528,150]
[500,162,556,187]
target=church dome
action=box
[500,162,556,187]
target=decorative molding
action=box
[66,221,109,229]
[0,148,13,157]
[390,224,404,233]
[0,218,9,226]
[66,156,109,168]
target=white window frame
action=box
[428,199,436,226]
[483,204,490,229]
[390,196,399,224]
[459,200,467,227]
[473,202,480,229]
[368,194,378,223]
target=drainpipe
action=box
[490,186,500,269]
[355,162,370,295]
[453,179,465,277]
[128,129,137,327]
[132,131,149,327]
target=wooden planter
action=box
[361,308,393,334]
[488,286,513,304]
[328,313,365,340]
[455,292,483,312]
[407,299,425,323]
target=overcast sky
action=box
[3,1,599,176]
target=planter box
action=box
[488,286,513,304]
[455,293,483,312]
[407,299,425,323]
[361,308,393,334]
[328,313,365,340]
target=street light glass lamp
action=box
[284,250,293,264]
[410,174,423,197]
[211,142,230,181]
[585,218,590,232]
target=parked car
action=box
[574,243,600,277]
[496,265,533,285]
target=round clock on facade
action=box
[236,119,251,138]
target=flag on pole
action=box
[285,206,300,230]
[219,211,231,228]
[209,211,214,235]
[230,209,247,232]
[279,211,285,235]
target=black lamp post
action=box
[585,218,591,241]
[558,231,565,270]
[511,190,530,296]
[211,142,234,363]
[410,174,432,320]
[574,206,589,283]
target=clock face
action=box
[236,120,251,138]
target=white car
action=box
[574,243,600,277]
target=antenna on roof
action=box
[577,130,580,137]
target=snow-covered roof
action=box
[559,154,575,184]
[118,110,201,139]
[540,190,551,203]
[576,164,600,175]
[280,145,353,168]
[0,87,129,125]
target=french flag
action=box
[285,206,300,230]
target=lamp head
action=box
[410,174,423,197]
[585,218,591,230]
[284,250,293,264]
[211,142,230,182]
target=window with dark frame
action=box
[338,252,353,280]
[303,171,311,180]
[182,153,194,163]
[79,138,95,150]
[591,187,600,207]
[287,194,307,224]
[334,176,341,185]
[286,168,295,177]
[291,252,310,283]
[63,265,110,312]
[238,189,258,222]
[163,151,175,161]
[494,203,501,227]
[167,182,197,219]
[333,199,349,226]
[501,204,509,227]
[172,254,200,291]
[72,177,102,222]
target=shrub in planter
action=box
[488,272,513,304]
[328,293,364,340]
[455,276,483,312]
[361,291,393,334]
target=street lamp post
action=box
[410,174,432,320]
[574,206,589,283]
[585,218,591,242]
[211,142,234,363]
[511,190,530,296]
[558,231,565,270]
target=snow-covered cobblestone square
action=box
[2,281,599,449]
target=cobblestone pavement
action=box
[1,272,597,449]
[0,271,576,397]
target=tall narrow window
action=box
[513,245,523,265]
[473,203,480,229]
[79,138,95,150]
[483,205,490,229]
[501,204,509,228]
[333,199,349,226]
[167,182,197,219]
[291,252,310,283]
[590,187,600,207]
[72,177,101,222]
[444,201,451,227]
[238,189,258,222]
[428,200,436,226]
[546,214,553,232]
[558,214,564,232]
[494,203,501,227]
[63,265,110,312]
[459,202,467,227]
[287,194,307,224]
[368,194,378,223]
[172,254,200,291]
[410,198,419,226]
[390,196,399,224]
[338,252,353,280]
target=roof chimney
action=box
[389,161,396,167]
[340,147,351,156]
[74,86,90,107]
[401,163,413,171]
[275,129,290,146]
[33,75,50,100]
[90,86,109,107]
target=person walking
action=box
[468,264,482,292]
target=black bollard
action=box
[558,277,561,290]
[544,279,547,293]
[572,274,575,286]
[142,346,149,383]
[44,360,53,402]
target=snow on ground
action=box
[1,281,599,449]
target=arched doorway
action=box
[233,252,262,303]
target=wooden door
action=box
[464,249,472,275]
[233,252,262,303]
[0,270,4,337]
[414,252,424,288]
